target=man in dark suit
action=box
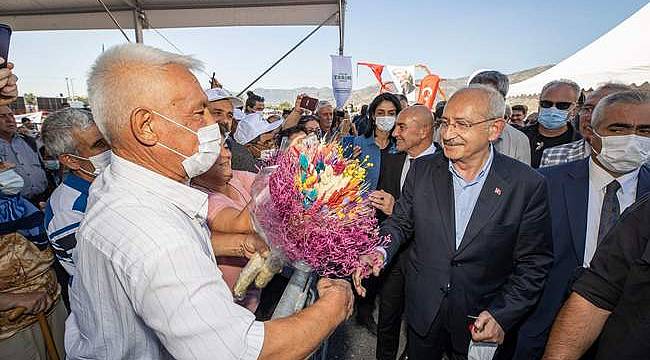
[516,89,650,359]
[354,85,553,359]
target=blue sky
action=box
[8,0,649,97]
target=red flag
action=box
[417,74,441,110]
[357,62,386,90]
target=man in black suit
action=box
[355,85,553,359]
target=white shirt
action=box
[400,142,437,189]
[584,158,639,266]
[65,154,264,360]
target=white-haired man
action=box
[66,44,353,360]
[355,85,552,359]
[41,108,111,277]
[316,100,335,140]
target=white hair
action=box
[541,79,581,102]
[455,84,506,120]
[316,100,333,114]
[591,90,650,129]
[87,44,203,144]
[41,108,95,157]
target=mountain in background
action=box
[250,64,553,106]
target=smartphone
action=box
[300,96,318,111]
[0,24,11,69]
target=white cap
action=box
[233,112,284,145]
[204,88,244,108]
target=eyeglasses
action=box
[439,117,500,133]
[540,100,573,110]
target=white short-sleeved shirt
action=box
[65,154,264,360]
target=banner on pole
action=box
[331,55,353,108]
[417,74,441,110]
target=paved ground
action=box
[325,316,407,359]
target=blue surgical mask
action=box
[537,107,569,130]
[44,160,60,170]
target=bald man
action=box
[370,105,438,360]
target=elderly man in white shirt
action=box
[65,44,353,360]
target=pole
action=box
[37,312,61,360]
[134,9,144,44]
[237,11,339,97]
[96,0,132,43]
[338,0,345,55]
[65,78,71,100]
[70,79,76,100]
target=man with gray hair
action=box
[316,99,335,140]
[354,84,552,359]
[41,108,111,277]
[66,44,353,360]
[516,90,650,359]
[539,83,632,167]
[523,79,582,168]
[469,70,531,165]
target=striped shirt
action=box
[44,173,91,277]
[65,154,264,360]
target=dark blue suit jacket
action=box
[515,160,650,357]
[381,151,553,352]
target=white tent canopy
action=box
[509,3,650,97]
[0,0,342,31]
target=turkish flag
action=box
[417,74,441,110]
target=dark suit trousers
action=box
[407,297,466,360]
[407,297,519,360]
[377,253,406,360]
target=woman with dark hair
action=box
[352,93,406,335]
[244,91,265,114]
[353,93,404,193]
[297,115,321,136]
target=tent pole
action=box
[338,0,345,55]
[133,9,143,43]
[237,11,339,98]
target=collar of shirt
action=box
[63,173,91,195]
[589,157,640,195]
[109,153,209,222]
[448,145,495,187]
[407,142,436,160]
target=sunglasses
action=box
[540,100,573,110]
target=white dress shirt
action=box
[65,154,264,360]
[400,142,437,189]
[584,158,639,266]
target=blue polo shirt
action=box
[44,173,91,277]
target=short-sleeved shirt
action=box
[0,135,48,199]
[573,194,650,360]
[44,173,91,277]
[206,171,260,311]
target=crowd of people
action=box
[0,44,649,360]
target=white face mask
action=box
[153,110,222,179]
[375,116,396,132]
[0,169,25,195]
[68,150,112,177]
[593,132,650,173]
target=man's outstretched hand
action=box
[352,250,385,297]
